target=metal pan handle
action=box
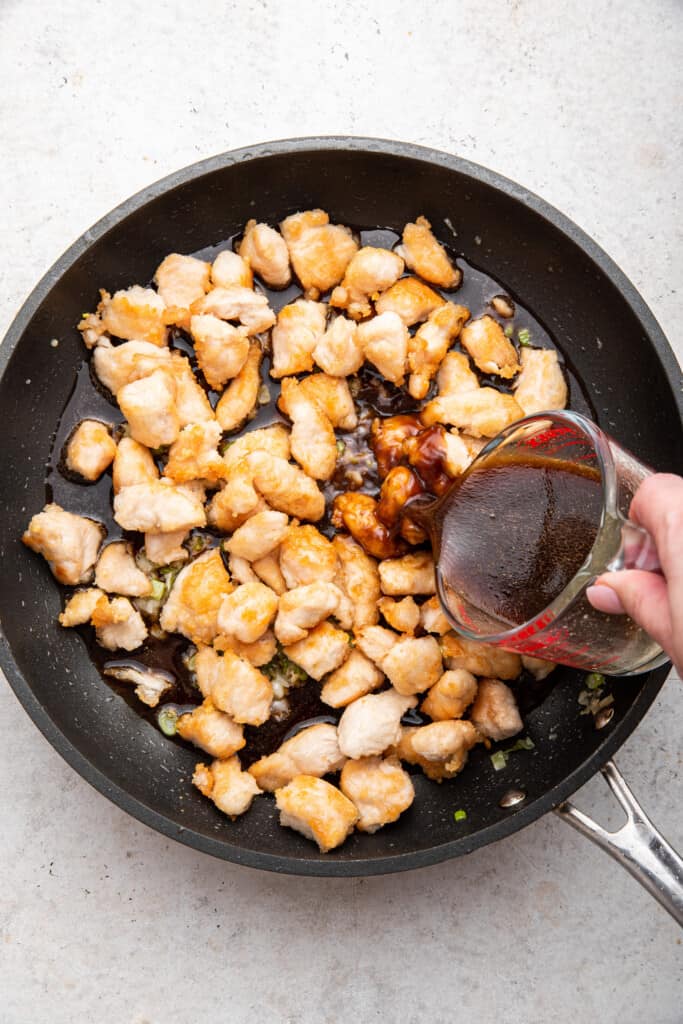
[554,760,683,926]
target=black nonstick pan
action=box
[1,138,682,915]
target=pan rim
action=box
[0,136,680,876]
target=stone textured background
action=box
[1,1,681,1021]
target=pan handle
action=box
[554,760,683,926]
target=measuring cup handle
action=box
[555,760,683,926]
[607,519,662,574]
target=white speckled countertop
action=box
[1,1,682,1021]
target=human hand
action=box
[586,473,683,676]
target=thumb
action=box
[586,571,672,655]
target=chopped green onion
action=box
[336,439,346,456]
[157,706,178,737]
[220,439,235,455]
[585,672,606,691]
[491,750,508,771]
[187,534,207,555]
[518,327,532,346]
[506,736,535,753]
[453,809,467,822]
[504,324,514,338]
[149,579,165,602]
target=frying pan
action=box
[1,138,682,916]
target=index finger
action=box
[628,473,683,639]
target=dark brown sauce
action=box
[45,223,597,756]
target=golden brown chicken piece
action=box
[117,368,179,449]
[283,621,351,680]
[274,582,348,645]
[111,437,158,493]
[440,634,521,680]
[58,587,105,627]
[369,414,422,479]
[355,624,399,666]
[320,648,384,708]
[249,723,345,791]
[297,373,358,430]
[436,350,480,396]
[521,655,557,681]
[442,431,474,477]
[330,246,405,319]
[96,285,168,346]
[396,216,460,288]
[222,423,291,468]
[469,678,523,741]
[225,510,290,561]
[91,595,148,651]
[168,353,216,426]
[514,347,568,415]
[216,629,277,668]
[270,299,327,379]
[195,644,273,726]
[377,596,420,635]
[407,719,479,777]
[275,775,358,852]
[207,489,267,535]
[381,635,443,695]
[280,209,358,298]
[374,276,444,326]
[177,700,246,758]
[356,311,409,385]
[378,551,435,595]
[65,420,117,482]
[246,451,325,521]
[191,286,276,335]
[337,687,417,759]
[421,388,523,437]
[251,553,286,596]
[376,466,425,544]
[215,342,263,432]
[312,315,365,377]
[419,595,451,635]
[23,504,104,585]
[217,581,279,644]
[407,302,470,399]
[278,377,337,481]
[190,314,250,391]
[165,421,227,485]
[114,480,206,533]
[94,541,151,597]
[281,525,339,588]
[144,529,188,566]
[92,339,171,395]
[420,669,478,721]
[238,220,291,288]
[460,315,520,378]
[332,492,406,560]
[154,253,211,326]
[340,755,414,832]
[211,249,253,290]
[332,535,380,630]
[193,755,261,818]
[159,549,233,645]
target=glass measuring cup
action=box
[409,410,667,676]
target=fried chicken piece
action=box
[216,459,261,520]
[378,551,435,595]
[23,504,104,585]
[460,315,520,378]
[369,414,422,479]
[355,624,399,666]
[297,373,358,430]
[102,664,171,707]
[144,529,188,565]
[249,723,345,791]
[374,276,444,326]
[340,755,414,832]
[514,347,568,415]
[169,352,216,425]
[251,553,286,595]
[381,635,443,695]
[246,451,325,521]
[164,421,226,486]
[225,510,289,561]
[177,700,246,758]
[470,678,523,741]
[159,549,233,645]
[409,719,479,776]
[280,209,358,298]
[207,488,267,534]
[280,525,338,588]
[420,669,478,721]
[441,634,521,680]
[117,368,179,449]
[283,621,351,680]
[217,581,279,644]
[521,655,557,681]
[270,299,327,379]
[58,587,105,627]
[217,629,277,668]
[65,420,117,482]
[408,302,470,399]
[214,342,263,432]
[222,423,291,468]
[377,596,420,634]
[227,554,258,585]
[195,644,273,726]
[396,216,460,288]
[436,350,480,396]
[274,582,347,644]
[320,648,384,708]
[443,430,474,477]
[312,315,364,376]
[92,340,172,396]
[422,388,523,437]
[337,687,417,759]
[330,246,405,319]
[114,480,206,533]
[211,249,253,290]
[238,220,291,288]
[419,595,451,635]
[111,437,158,493]
[191,286,276,335]
[154,253,210,324]
[276,775,358,852]
[190,314,250,391]
[332,493,406,560]
[332,535,380,629]
[193,755,261,818]
[376,466,424,542]
[278,377,337,481]
[94,541,151,597]
[91,595,147,651]
[98,285,167,346]
[356,311,409,385]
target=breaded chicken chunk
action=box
[275,775,358,852]
[154,253,210,323]
[320,648,384,708]
[193,755,261,818]
[249,723,345,791]
[441,634,521,680]
[332,493,405,560]
[103,664,171,707]
[217,629,277,668]
[251,553,287,595]
[377,596,420,635]
[283,621,351,680]
[279,525,338,588]
[408,302,470,399]
[23,504,103,585]
[65,420,117,481]
[211,250,253,290]
[374,276,444,326]
[117,368,179,449]
[421,669,478,721]
[114,480,206,533]
[378,551,436,595]
[419,595,451,635]
[337,687,417,759]
[514,347,567,415]
[169,352,216,425]
[422,388,523,437]
[436,350,480,396]
[469,678,523,741]
[297,373,358,430]
[330,246,405,320]
[270,299,327,378]
[381,635,443,695]
[312,315,364,377]
[409,719,479,776]
[159,549,233,645]
[195,644,273,726]
[207,488,267,535]
[225,510,289,561]
[58,587,105,627]
[340,755,414,832]
[91,595,147,651]
[280,209,358,298]
[144,529,188,566]
[190,314,250,391]
[332,535,380,629]
[355,624,399,666]
[222,423,291,469]
[238,220,291,289]
[95,541,151,597]
[217,581,279,644]
[442,430,474,476]
[112,437,158,493]
[460,315,520,379]
[357,311,409,385]
[521,655,557,681]
[246,451,325,521]
[165,421,227,486]
[191,286,276,335]
[215,342,263,432]
[97,285,167,347]
[396,216,460,288]
[177,699,246,758]
[278,376,337,480]
[92,340,172,396]
[274,582,348,644]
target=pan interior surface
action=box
[0,140,680,875]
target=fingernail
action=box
[586,584,625,615]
